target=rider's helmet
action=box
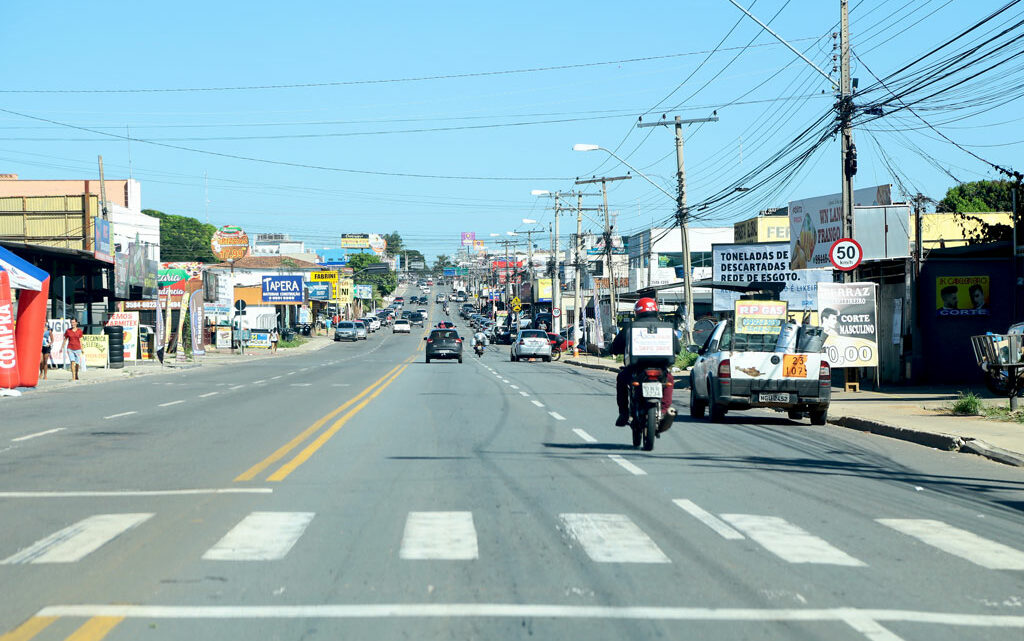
[634,297,659,318]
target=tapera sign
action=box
[261,276,303,303]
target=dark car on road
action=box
[425,329,463,363]
[409,312,425,327]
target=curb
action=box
[829,415,1024,467]
[562,358,619,373]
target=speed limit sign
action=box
[829,238,863,271]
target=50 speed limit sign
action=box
[828,238,863,271]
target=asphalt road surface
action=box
[1,289,1022,640]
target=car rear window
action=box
[339,322,355,328]
[521,330,547,338]
[431,330,459,339]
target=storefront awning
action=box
[0,245,49,291]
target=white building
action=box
[109,203,160,262]
[205,255,321,330]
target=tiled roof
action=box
[209,255,321,270]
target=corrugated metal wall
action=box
[0,194,99,249]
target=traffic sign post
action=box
[552,308,561,318]
[829,238,863,271]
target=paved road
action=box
[1,290,1022,640]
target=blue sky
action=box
[3,1,1020,260]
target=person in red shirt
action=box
[62,318,85,380]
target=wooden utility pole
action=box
[638,114,718,345]
[576,175,630,331]
[840,0,857,283]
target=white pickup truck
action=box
[689,320,831,425]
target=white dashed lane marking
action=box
[199,392,219,398]
[549,412,566,421]
[608,455,647,476]
[158,400,185,408]
[673,500,745,540]
[103,411,137,420]
[531,400,545,408]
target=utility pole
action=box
[637,114,718,345]
[552,192,561,334]
[576,175,631,332]
[97,155,109,220]
[840,0,857,283]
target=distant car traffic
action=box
[352,321,368,340]
[393,319,411,333]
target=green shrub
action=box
[278,337,308,349]
[951,391,982,415]
[676,351,698,369]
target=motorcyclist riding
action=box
[609,297,679,432]
[473,330,488,348]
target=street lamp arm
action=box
[589,146,676,202]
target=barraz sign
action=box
[712,242,833,311]
[261,275,303,303]
[817,282,878,368]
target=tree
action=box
[383,231,404,256]
[935,180,1017,244]
[144,209,218,262]
[347,252,397,297]
[433,254,452,274]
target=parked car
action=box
[689,320,830,424]
[425,329,463,363]
[511,329,554,362]
[334,321,358,342]
[393,319,412,334]
[493,324,512,345]
[361,317,380,332]
[353,321,369,340]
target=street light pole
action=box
[575,175,631,334]
[553,192,561,333]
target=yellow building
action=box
[733,214,790,244]
[912,211,1013,249]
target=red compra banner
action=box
[0,270,19,389]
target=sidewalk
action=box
[10,335,334,395]
[561,355,1024,467]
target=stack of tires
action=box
[104,325,124,369]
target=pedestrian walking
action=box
[62,318,84,381]
[270,327,279,354]
[40,321,52,380]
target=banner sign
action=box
[340,233,370,249]
[935,276,990,317]
[712,242,833,311]
[789,185,892,269]
[734,301,788,335]
[204,303,230,316]
[443,268,456,277]
[537,278,553,303]
[261,275,303,303]
[105,311,139,362]
[306,282,332,300]
[461,232,476,246]
[309,270,338,284]
[337,278,354,304]
[210,225,249,262]
[215,327,232,350]
[473,240,486,252]
[189,290,205,356]
[817,282,878,367]
[354,284,373,299]
[81,334,109,368]
[93,218,113,263]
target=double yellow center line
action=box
[235,357,413,482]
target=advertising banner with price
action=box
[817,282,878,368]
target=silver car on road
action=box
[510,329,553,362]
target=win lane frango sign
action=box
[262,276,304,303]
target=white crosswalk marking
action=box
[1,513,153,564]
[877,518,1024,570]
[673,500,745,540]
[559,513,670,563]
[202,512,314,561]
[400,512,478,560]
[721,515,866,566]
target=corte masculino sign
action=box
[712,242,833,312]
[261,275,303,303]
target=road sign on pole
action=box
[552,307,561,318]
[829,238,863,271]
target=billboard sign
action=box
[734,301,788,335]
[817,282,878,367]
[369,234,387,254]
[210,225,250,262]
[337,278,354,304]
[93,218,113,263]
[105,311,139,362]
[340,233,370,249]
[536,278,553,302]
[789,185,892,269]
[261,275,303,303]
[935,276,990,317]
[461,232,476,246]
[712,242,834,311]
[306,282,332,300]
[354,284,373,299]
[443,268,456,277]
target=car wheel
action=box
[708,378,726,423]
[458,356,463,364]
[787,409,804,421]
[510,352,516,362]
[544,356,551,363]
[810,408,828,426]
[425,356,431,363]
[689,379,706,418]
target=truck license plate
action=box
[758,393,791,403]
[641,382,662,398]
